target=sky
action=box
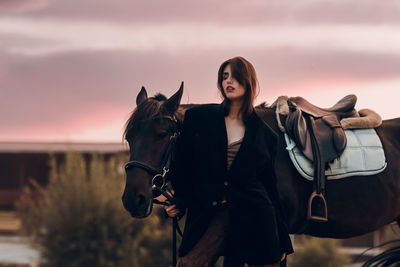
[0,0,399,142]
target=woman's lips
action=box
[226,86,234,92]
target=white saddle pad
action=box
[284,128,387,181]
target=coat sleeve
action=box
[271,168,293,254]
[170,109,196,218]
[268,161,294,255]
[262,126,294,255]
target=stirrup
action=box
[307,191,328,222]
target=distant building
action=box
[0,142,128,211]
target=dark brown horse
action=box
[122,84,400,238]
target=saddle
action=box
[286,95,358,162]
[284,94,358,222]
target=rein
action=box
[124,114,182,266]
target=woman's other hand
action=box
[164,204,179,217]
[281,253,286,262]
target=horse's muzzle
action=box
[122,191,152,218]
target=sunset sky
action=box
[1,0,399,142]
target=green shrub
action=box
[16,153,173,267]
[288,236,350,267]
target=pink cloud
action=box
[0,0,47,14]
[1,1,400,142]
[11,0,400,25]
[0,102,129,142]
[1,43,400,141]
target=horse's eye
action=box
[157,132,168,139]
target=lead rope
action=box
[151,132,182,267]
[152,184,182,267]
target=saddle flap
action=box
[285,107,314,161]
[321,115,346,153]
[294,111,307,151]
[312,118,346,162]
[333,127,347,154]
[285,108,299,143]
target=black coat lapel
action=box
[216,104,228,174]
[227,110,258,175]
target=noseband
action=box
[124,115,180,205]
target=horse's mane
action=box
[153,93,167,101]
[256,101,270,110]
[124,93,168,140]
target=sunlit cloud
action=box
[1,18,400,56]
[0,0,48,14]
[3,0,400,25]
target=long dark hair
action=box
[217,56,259,121]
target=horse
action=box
[122,83,400,238]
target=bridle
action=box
[124,114,182,266]
[124,114,180,205]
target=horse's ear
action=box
[163,82,184,112]
[136,86,148,106]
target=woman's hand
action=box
[281,252,286,262]
[164,204,179,217]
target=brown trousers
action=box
[176,209,279,267]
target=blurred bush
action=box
[381,223,400,244]
[16,153,173,267]
[288,236,350,267]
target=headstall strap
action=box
[124,114,181,206]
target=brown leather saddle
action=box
[285,94,358,221]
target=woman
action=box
[166,56,293,267]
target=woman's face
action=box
[222,64,246,102]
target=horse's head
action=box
[122,83,183,218]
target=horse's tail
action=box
[361,239,400,267]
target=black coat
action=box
[171,103,293,264]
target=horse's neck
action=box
[380,117,400,147]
